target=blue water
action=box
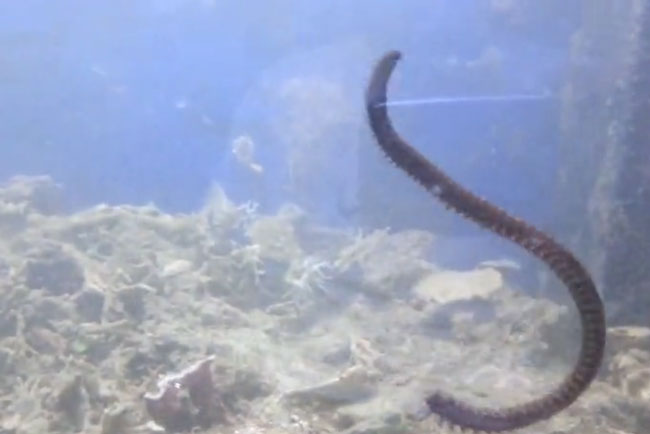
[0,1,580,226]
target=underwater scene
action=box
[1,0,649,433]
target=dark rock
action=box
[0,312,18,338]
[74,288,105,323]
[116,286,149,321]
[23,246,84,295]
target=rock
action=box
[0,312,18,338]
[420,298,496,339]
[284,365,378,409]
[200,301,251,328]
[124,350,158,380]
[0,175,64,215]
[345,415,412,434]
[335,229,435,296]
[476,258,521,283]
[144,356,226,431]
[100,405,136,434]
[0,257,11,278]
[161,259,193,277]
[24,326,65,355]
[609,348,650,401]
[116,285,152,321]
[54,375,89,432]
[22,245,84,295]
[321,339,352,366]
[0,348,14,376]
[34,296,73,322]
[0,201,27,234]
[0,412,20,434]
[226,368,273,401]
[74,288,105,323]
[608,326,650,357]
[413,267,503,304]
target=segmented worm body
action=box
[364,50,606,432]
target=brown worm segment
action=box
[364,50,606,432]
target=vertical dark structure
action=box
[553,0,650,325]
[599,0,650,325]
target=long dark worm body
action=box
[365,51,606,432]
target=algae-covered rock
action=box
[74,288,105,323]
[0,174,644,434]
[0,175,64,216]
[246,214,303,263]
[21,244,84,295]
[334,229,435,296]
[413,267,503,304]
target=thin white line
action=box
[378,92,553,107]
